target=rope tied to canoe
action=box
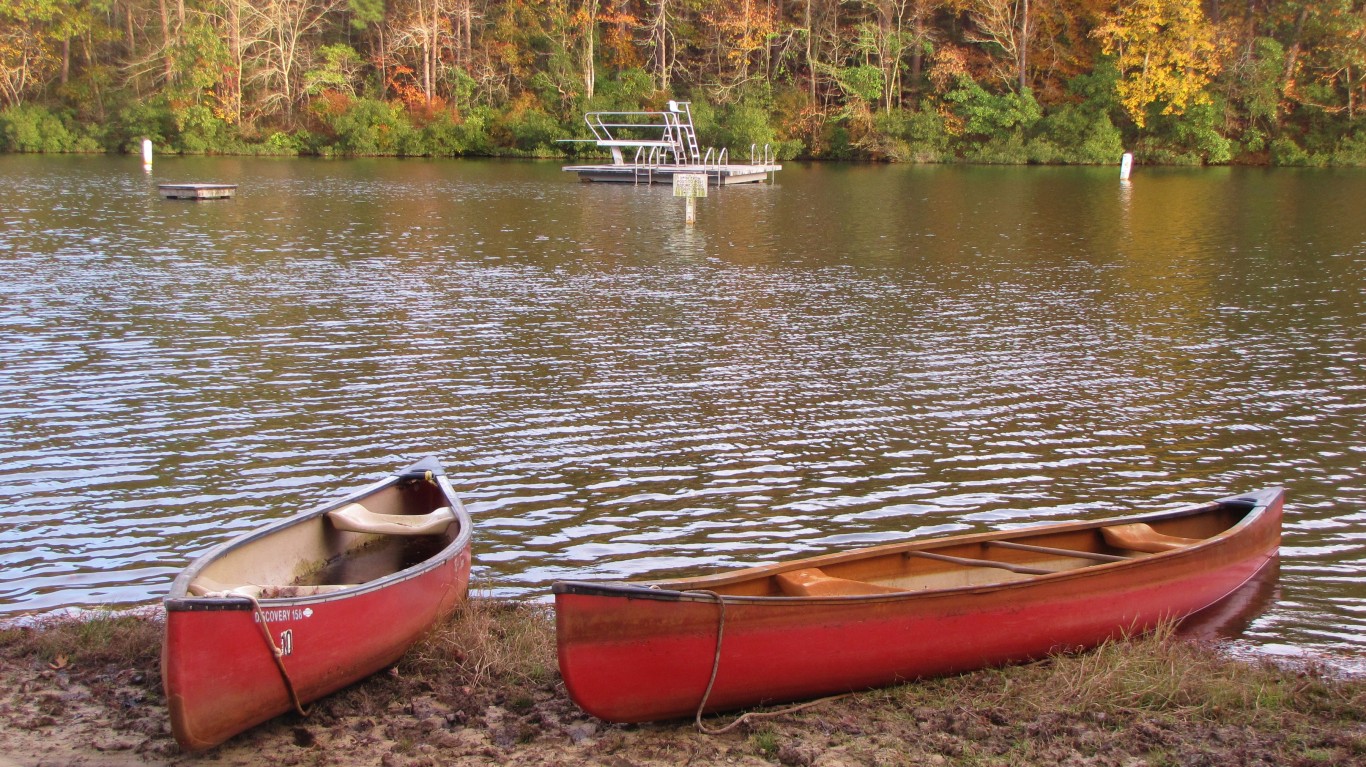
[243,595,310,718]
[687,590,852,736]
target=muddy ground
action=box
[1,604,1363,767]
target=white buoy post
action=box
[142,139,153,168]
[673,173,708,226]
[1120,152,1133,181]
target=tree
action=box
[1094,0,1220,128]
[966,0,1034,91]
[242,0,343,122]
[575,0,600,99]
[642,0,677,92]
[347,0,387,94]
[705,0,778,87]
[1273,0,1366,120]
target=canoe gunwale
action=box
[551,489,1281,607]
[164,457,473,613]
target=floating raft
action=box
[562,162,780,185]
[159,183,237,200]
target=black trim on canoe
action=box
[398,455,446,481]
[165,597,256,612]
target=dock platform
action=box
[563,162,780,185]
[561,100,780,186]
[159,183,237,200]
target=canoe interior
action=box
[189,479,457,597]
[650,499,1253,598]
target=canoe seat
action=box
[1101,523,1200,554]
[187,578,351,599]
[775,568,904,597]
[327,503,456,536]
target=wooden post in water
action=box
[673,173,708,225]
[1120,153,1133,180]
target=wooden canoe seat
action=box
[775,568,904,597]
[327,503,456,536]
[1101,523,1200,554]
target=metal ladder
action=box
[674,102,701,164]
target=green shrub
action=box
[1171,104,1232,164]
[493,105,565,155]
[416,111,467,156]
[945,77,1042,138]
[964,131,1030,164]
[0,105,89,152]
[264,131,304,155]
[872,108,948,162]
[110,99,174,153]
[1031,104,1124,164]
[321,97,416,156]
[1133,103,1231,165]
[457,106,495,155]
[1270,136,1318,166]
[714,102,776,159]
[818,122,857,160]
[172,104,236,154]
[1331,130,1366,166]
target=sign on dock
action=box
[672,174,709,198]
[673,173,708,225]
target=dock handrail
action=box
[575,102,708,166]
[581,109,685,158]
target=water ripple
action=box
[0,157,1363,671]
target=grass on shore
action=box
[2,600,1363,766]
[0,607,162,670]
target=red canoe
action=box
[553,488,1283,723]
[162,457,473,751]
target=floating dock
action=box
[563,162,778,185]
[159,183,237,200]
[561,101,780,185]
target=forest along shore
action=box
[4,2,1366,166]
[1,601,1363,767]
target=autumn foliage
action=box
[2,0,1365,164]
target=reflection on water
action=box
[0,157,1363,672]
[1179,558,1281,641]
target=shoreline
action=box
[0,150,1351,168]
[2,601,1364,766]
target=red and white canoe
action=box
[553,488,1283,723]
[162,457,473,751]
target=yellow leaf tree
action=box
[1094,0,1220,127]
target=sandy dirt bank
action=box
[2,604,1363,767]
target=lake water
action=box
[0,156,1362,672]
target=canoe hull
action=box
[162,458,472,751]
[554,489,1282,723]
